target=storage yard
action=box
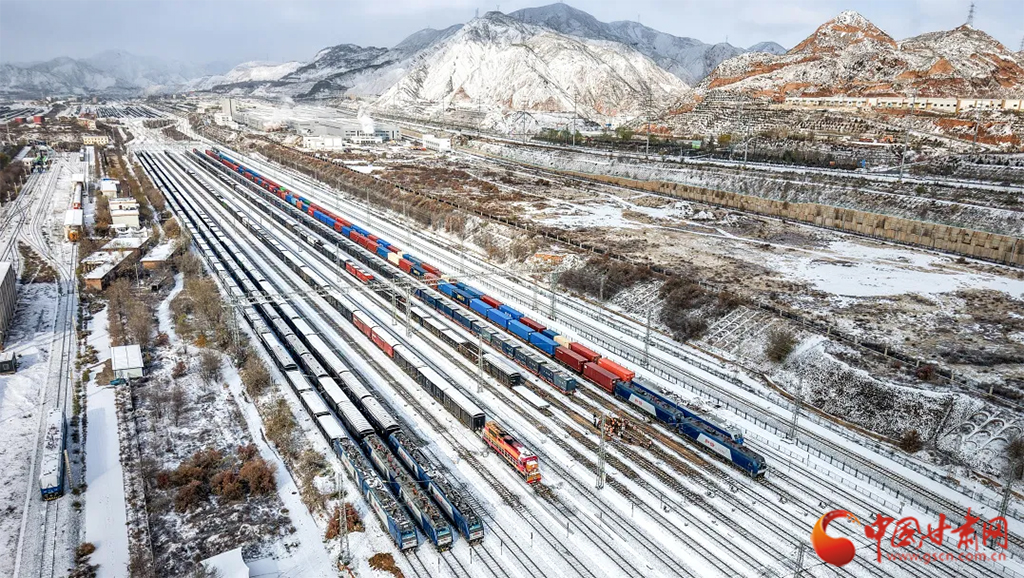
[75,101,1014,578]
[0,96,1020,578]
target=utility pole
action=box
[404,285,412,337]
[572,89,577,147]
[898,91,915,182]
[337,469,351,567]
[477,333,484,394]
[549,272,557,319]
[794,541,806,578]
[966,1,976,26]
[596,413,607,490]
[972,107,980,155]
[643,307,652,366]
[786,376,804,442]
[644,84,652,159]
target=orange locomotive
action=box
[482,421,541,484]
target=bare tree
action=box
[170,383,186,426]
[127,301,153,347]
[199,351,221,384]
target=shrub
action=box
[916,364,935,381]
[239,458,276,495]
[171,360,187,379]
[174,479,205,512]
[237,443,258,462]
[210,469,244,501]
[765,329,797,362]
[241,356,271,398]
[899,429,924,453]
[75,542,96,562]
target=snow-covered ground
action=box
[82,306,130,577]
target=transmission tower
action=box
[967,1,976,26]
[596,413,607,489]
[785,376,804,442]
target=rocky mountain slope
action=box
[509,3,783,84]
[701,10,1024,99]
[375,12,690,121]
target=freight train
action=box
[165,151,499,545]
[195,149,547,485]
[197,148,769,478]
[39,408,67,500]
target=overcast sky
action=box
[2,0,1021,67]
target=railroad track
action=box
[188,143,1019,573]
[154,151,535,578]
[171,150,614,578]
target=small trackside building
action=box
[110,344,144,380]
[0,262,17,346]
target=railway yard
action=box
[0,100,1021,578]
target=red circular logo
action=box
[811,510,860,566]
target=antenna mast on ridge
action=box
[967,1,976,26]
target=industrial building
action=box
[82,134,110,146]
[110,344,144,380]
[0,351,17,374]
[784,96,1024,113]
[422,134,452,152]
[99,178,120,197]
[0,262,17,347]
[294,118,401,143]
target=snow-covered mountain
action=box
[375,12,689,122]
[747,41,787,55]
[188,60,303,91]
[508,3,781,84]
[701,11,1024,98]
[0,57,122,97]
[0,51,231,97]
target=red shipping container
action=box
[371,332,394,357]
[350,231,364,243]
[421,263,441,276]
[569,342,600,362]
[519,317,546,333]
[583,362,618,393]
[480,295,502,308]
[334,221,344,232]
[555,347,588,373]
[308,206,316,216]
[367,234,379,243]
[399,259,413,273]
[597,358,635,383]
[387,245,400,253]
[423,273,439,286]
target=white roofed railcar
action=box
[39,408,66,500]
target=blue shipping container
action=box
[342,226,352,237]
[470,299,491,317]
[508,320,533,341]
[376,246,389,259]
[541,328,559,339]
[438,283,455,298]
[501,339,519,358]
[529,333,558,357]
[487,309,512,329]
[451,288,470,305]
[499,305,523,320]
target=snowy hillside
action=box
[747,41,787,55]
[701,10,1024,98]
[509,3,757,84]
[189,60,303,90]
[376,12,690,121]
[0,51,229,96]
[0,57,121,97]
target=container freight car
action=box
[196,146,768,480]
